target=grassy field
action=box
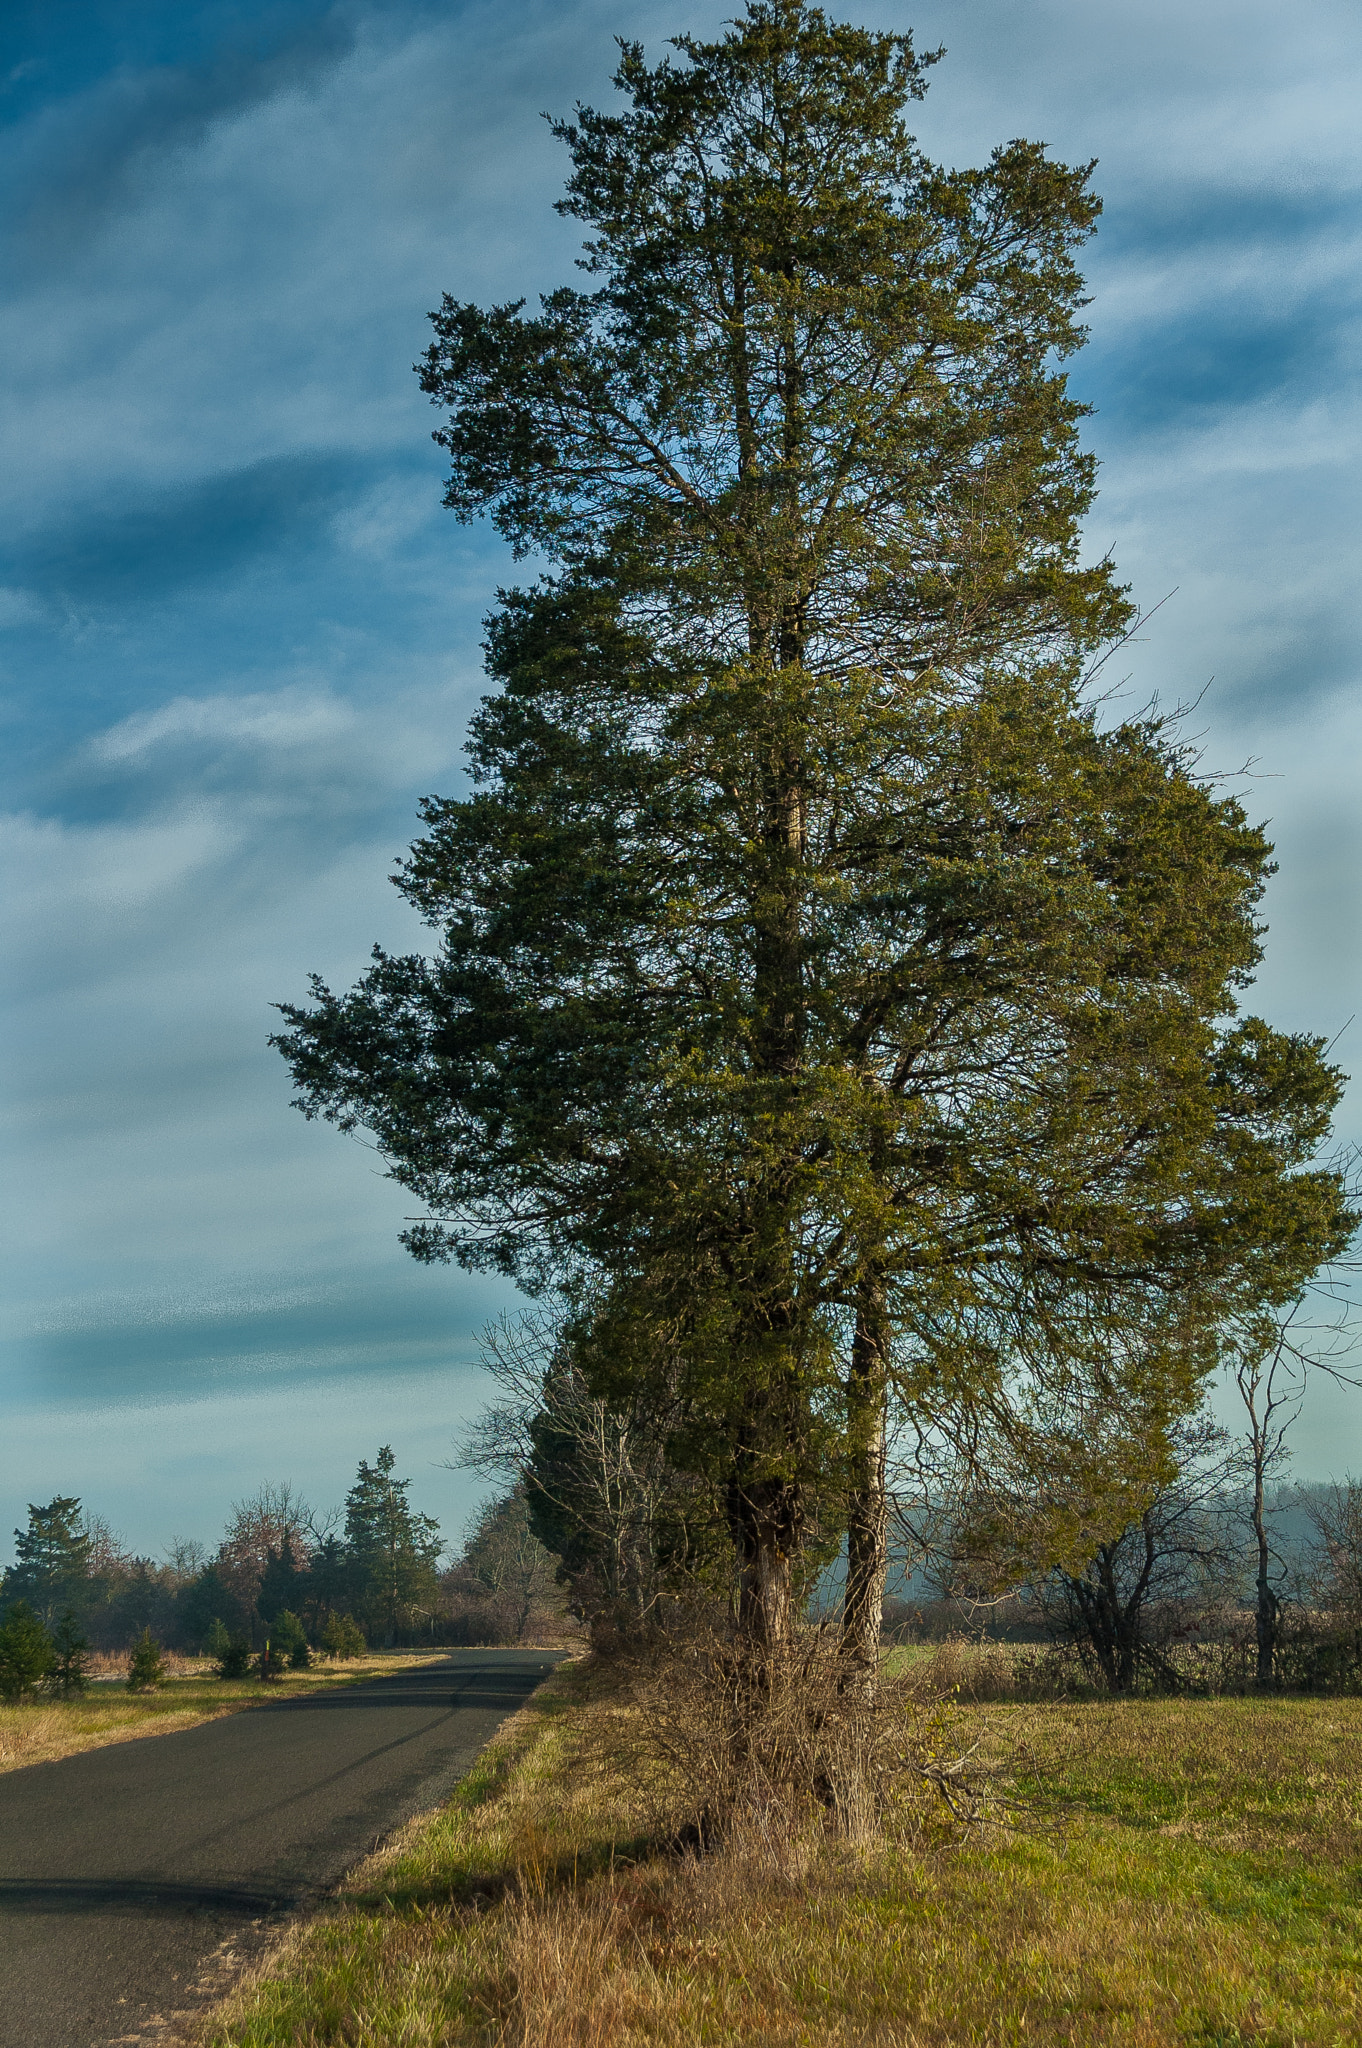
[0,1651,452,1775]
[188,1662,1362,2048]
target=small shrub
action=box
[48,1610,90,1698]
[272,1609,311,1669]
[0,1603,55,1701]
[215,1633,252,1679]
[321,1612,365,1660]
[204,1617,231,1661]
[126,1628,167,1692]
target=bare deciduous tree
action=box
[1226,1291,1361,1686]
[456,1306,724,1632]
[215,1482,313,1615]
[447,1488,562,1643]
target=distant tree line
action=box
[0,1445,500,1657]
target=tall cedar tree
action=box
[3,1498,92,1628]
[343,1447,443,1642]
[276,4,1354,1663]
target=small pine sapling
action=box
[48,1610,90,1697]
[215,1634,252,1679]
[0,1603,55,1701]
[321,1612,365,1660]
[272,1609,311,1668]
[126,1628,166,1692]
[204,1617,231,1662]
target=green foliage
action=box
[48,1609,90,1698]
[343,1447,442,1641]
[0,1602,55,1701]
[256,1534,306,1626]
[301,1534,354,1636]
[255,1638,286,1681]
[274,2,1356,1646]
[204,1616,231,1661]
[215,1632,253,1679]
[421,4,1124,653]
[469,1312,732,1626]
[320,1612,366,1659]
[126,1627,167,1691]
[272,1609,311,1669]
[2,1497,91,1627]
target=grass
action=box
[0,1651,452,1775]
[186,1664,1362,2048]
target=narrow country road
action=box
[0,1648,563,2048]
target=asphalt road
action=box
[0,1648,564,2048]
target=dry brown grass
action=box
[83,1647,211,1682]
[191,1664,1362,2047]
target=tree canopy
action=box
[274,2,1354,1660]
[344,1446,443,1643]
[3,1498,92,1629]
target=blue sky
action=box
[3,0,1361,1559]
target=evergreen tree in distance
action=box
[256,1533,306,1626]
[275,2,1355,1667]
[2,1498,92,1628]
[321,1612,366,1659]
[0,1603,54,1701]
[271,1609,312,1668]
[179,1564,244,1651]
[49,1610,90,1698]
[343,1448,442,1644]
[214,1632,253,1679]
[126,1628,166,1692]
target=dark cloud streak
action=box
[8,450,368,603]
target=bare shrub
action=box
[594,1622,979,1858]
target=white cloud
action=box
[0,801,238,924]
[93,687,358,762]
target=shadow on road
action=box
[0,1877,284,1916]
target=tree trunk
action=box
[841,1276,889,1694]
[1251,1450,1277,1687]
[728,1465,799,1651]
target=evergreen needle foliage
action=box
[343,1447,443,1645]
[0,1603,55,1702]
[4,1498,91,1629]
[215,1633,253,1680]
[274,1,1355,1665]
[126,1628,167,1692]
[320,1614,366,1660]
[48,1610,90,1699]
